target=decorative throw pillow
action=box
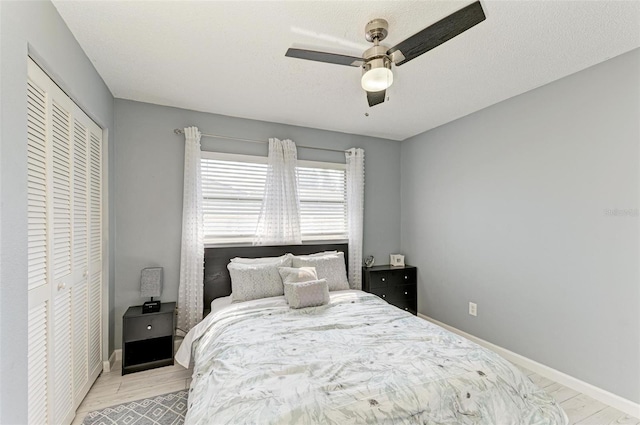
[292,251,349,291]
[284,279,330,309]
[278,267,318,299]
[230,253,293,265]
[227,257,290,302]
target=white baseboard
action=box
[102,349,119,373]
[418,313,640,418]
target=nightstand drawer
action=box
[123,313,173,342]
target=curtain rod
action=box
[173,129,349,154]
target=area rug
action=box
[81,390,188,425]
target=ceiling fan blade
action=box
[387,1,486,66]
[367,90,386,107]
[285,48,364,67]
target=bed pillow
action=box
[227,259,289,302]
[303,250,338,257]
[230,253,293,265]
[210,295,233,314]
[284,279,329,309]
[292,251,349,291]
[278,266,318,284]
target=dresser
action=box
[122,302,176,375]
[363,265,417,315]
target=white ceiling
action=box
[52,1,640,141]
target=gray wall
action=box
[0,1,114,422]
[401,48,640,403]
[113,99,401,348]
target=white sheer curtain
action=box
[177,126,204,334]
[346,148,365,289]
[254,138,302,245]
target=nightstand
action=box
[363,265,417,315]
[122,302,176,375]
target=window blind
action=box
[201,152,347,245]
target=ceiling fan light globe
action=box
[361,67,393,92]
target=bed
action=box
[176,244,568,424]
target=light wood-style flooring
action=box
[72,360,638,425]
[513,365,639,425]
[71,360,192,425]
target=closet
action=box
[27,58,104,425]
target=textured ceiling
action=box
[52,1,640,141]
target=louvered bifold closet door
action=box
[27,74,50,425]
[27,58,104,425]
[72,90,103,399]
[72,119,90,405]
[88,129,103,379]
[51,91,75,425]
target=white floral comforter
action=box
[177,290,567,425]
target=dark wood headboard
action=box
[204,243,348,311]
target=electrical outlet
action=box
[469,302,477,317]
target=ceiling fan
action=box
[286,1,486,107]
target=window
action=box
[201,152,347,245]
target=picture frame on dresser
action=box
[389,254,405,267]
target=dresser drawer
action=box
[387,283,416,301]
[123,313,173,343]
[368,272,389,288]
[370,283,416,301]
[388,268,416,285]
[369,286,390,300]
[391,297,417,314]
